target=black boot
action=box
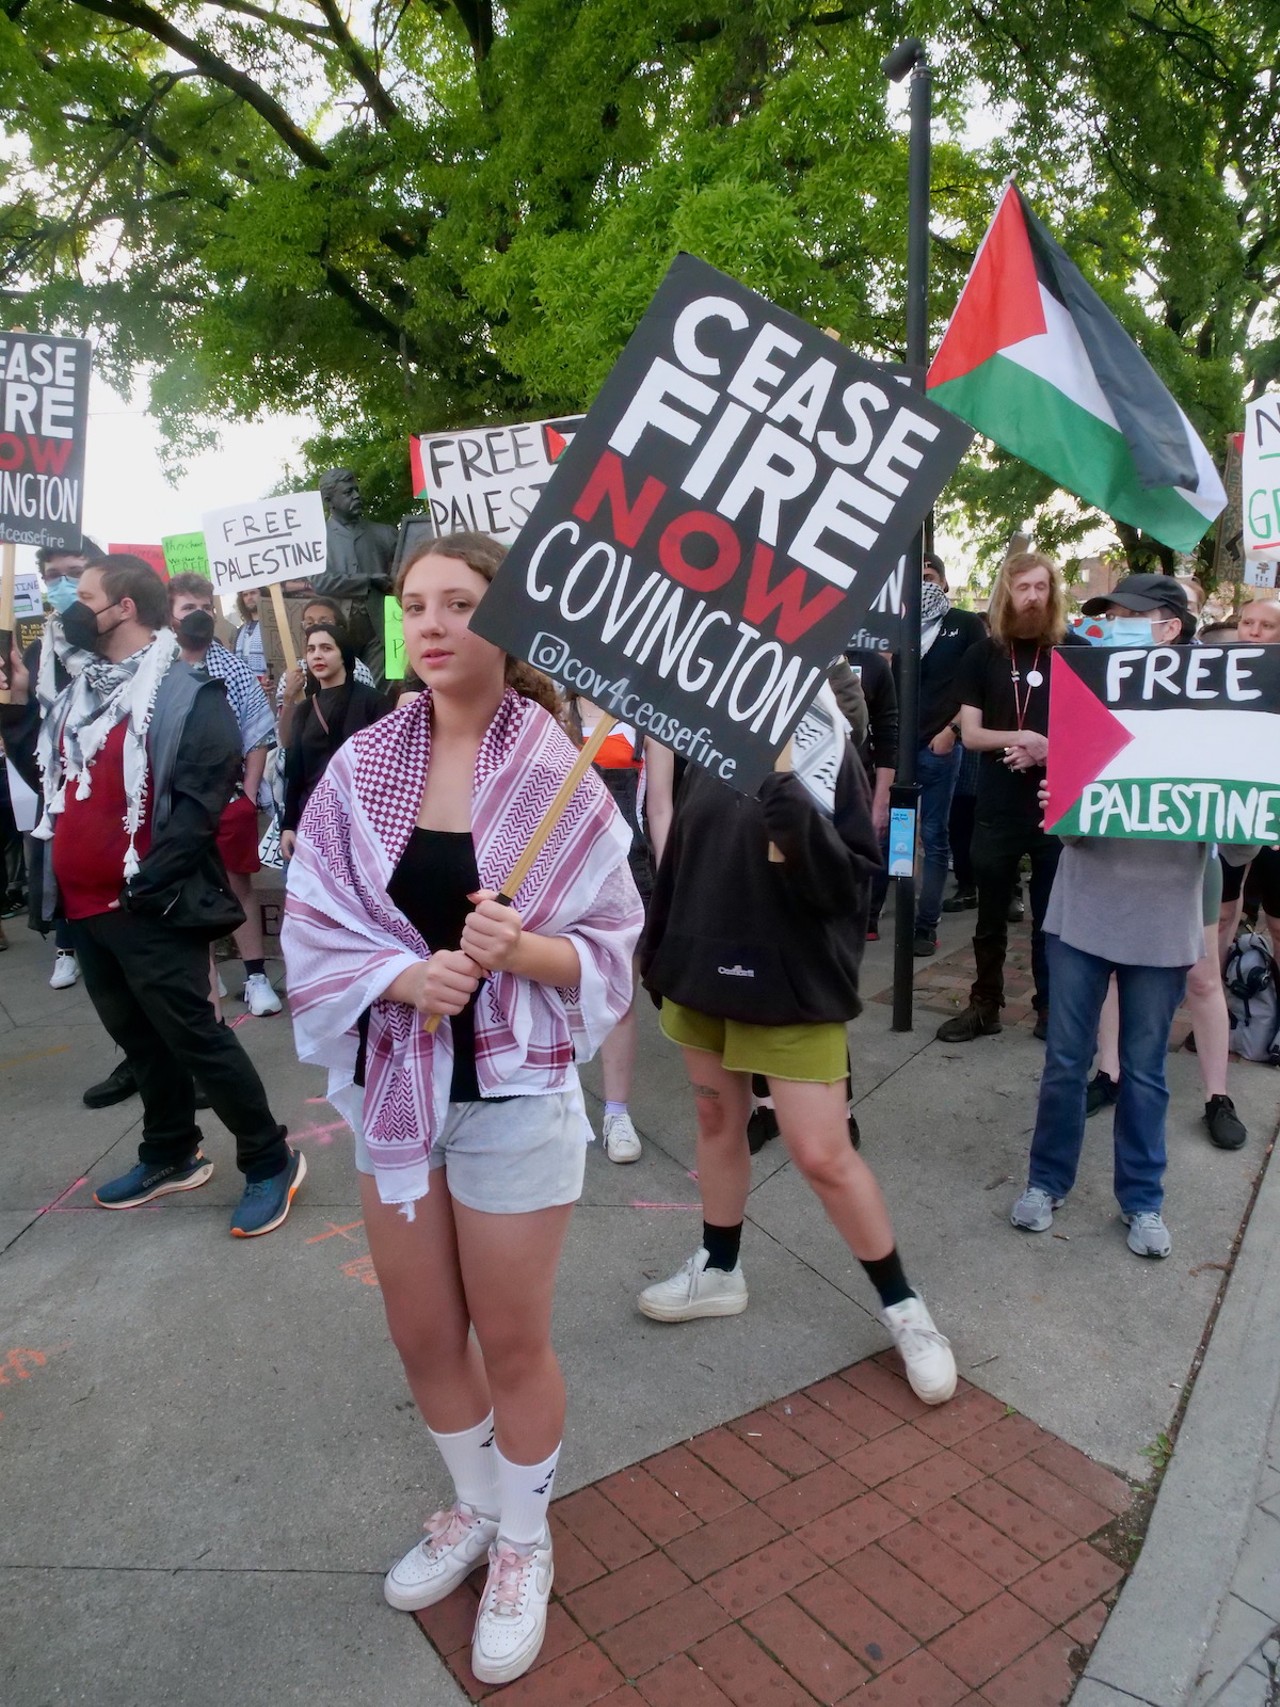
[935,1004,1003,1042]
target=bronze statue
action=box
[313,468,397,683]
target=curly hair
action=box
[395,531,562,719]
[987,551,1067,650]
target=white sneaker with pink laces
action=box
[471,1529,554,1685]
[383,1503,498,1611]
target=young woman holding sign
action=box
[638,693,958,1406]
[282,533,642,1686]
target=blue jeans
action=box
[916,743,962,932]
[1028,936,1189,1215]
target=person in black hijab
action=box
[280,622,388,856]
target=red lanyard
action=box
[1009,646,1042,731]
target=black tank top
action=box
[387,829,485,1102]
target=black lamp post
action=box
[881,37,931,1032]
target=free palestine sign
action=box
[470,253,972,792]
[1045,643,1280,844]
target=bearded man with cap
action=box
[1009,572,1253,1261]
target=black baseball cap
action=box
[1081,573,1190,622]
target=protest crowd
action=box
[4,513,1279,1688]
[2,194,1278,1697]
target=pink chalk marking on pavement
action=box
[304,1096,329,1105]
[227,1014,250,1029]
[631,1201,701,1211]
[292,1118,348,1146]
[37,1176,89,1216]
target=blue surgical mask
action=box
[45,576,78,614]
[1081,614,1158,648]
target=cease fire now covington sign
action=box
[471,254,973,793]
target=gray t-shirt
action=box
[1043,837,1206,967]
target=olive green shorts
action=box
[659,1000,848,1083]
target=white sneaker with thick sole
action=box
[243,972,282,1017]
[383,1503,498,1611]
[49,952,80,990]
[471,1530,554,1686]
[638,1247,748,1322]
[603,1111,642,1163]
[882,1295,958,1406]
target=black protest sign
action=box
[1045,642,1280,843]
[0,333,91,552]
[470,254,972,791]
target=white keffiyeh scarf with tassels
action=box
[31,618,181,879]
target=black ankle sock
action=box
[702,1221,743,1272]
[860,1248,915,1310]
[244,958,266,978]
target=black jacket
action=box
[640,755,883,1027]
[0,670,245,941]
[283,680,388,832]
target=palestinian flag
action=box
[927,184,1226,553]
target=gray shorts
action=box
[353,1087,588,1215]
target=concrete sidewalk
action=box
[1,907,1277,1705]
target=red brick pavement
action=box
[414,1352,1132,1705]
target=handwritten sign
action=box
[470,253,972,791]
[1045,642,1280,843]
[409,416,582,543]
[13,571,42,618]
[162,532,210,578]
[1243,393,1280,561]
[201,493,326,595]
[385,594,407,679]
[0,332,91,552]
[109,542,168,579]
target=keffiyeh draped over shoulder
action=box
[281,687,642,1208]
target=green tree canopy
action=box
[1,0,1275,570]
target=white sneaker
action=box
[243,972,282,1016]
[882,1295,958,1406]
[638,1247,748,1322]
[215,971,228,999]
[1122,1210,1172,1259]
[383,1503,498,1612]
[471,1530,554,1686]
[49,952,80,990]
[603,1110,642,1163]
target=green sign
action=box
[385,594,406,680]
[162,532,210,578]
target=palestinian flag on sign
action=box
[926,183,1226,553]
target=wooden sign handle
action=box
[0,542,15,708]
[767,738,793,863]
[424,713,618,1033]
[268,582,299,675]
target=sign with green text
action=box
[385,594,406,681]
[1045,642,1280,844]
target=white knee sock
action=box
[494,1442,560,1549]
[428,1411,497,1517]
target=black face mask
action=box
[176,609,215,648]
[62,599,106,652]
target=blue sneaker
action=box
[230,1147,306,1239]
[94,1153,213,1209]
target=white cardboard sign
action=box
[1243,393,1280,561]
[201,492,326,595]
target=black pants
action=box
[949,792,977,893]
[69,911,288,1180]
[969,807,1061,1015]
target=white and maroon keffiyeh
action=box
[281,687,642,1209]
